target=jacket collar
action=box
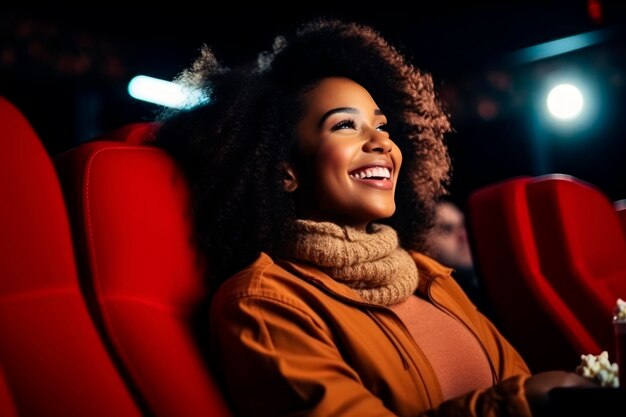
[409,251,454,296]
[276,251,453,304]
[278,257,365,303]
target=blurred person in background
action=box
[426,198,488,312]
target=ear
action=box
[281,162,299,192]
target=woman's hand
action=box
[524,371,598,416]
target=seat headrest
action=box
[93,122,159,144]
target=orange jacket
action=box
[210,251,532,417]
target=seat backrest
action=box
[55,132,231,417]
[615,199,626,239]
[527,174,626,352]
[0,366,18,417]
[0,97,142,417]
[467,177,600,372]
[92,122,158,144]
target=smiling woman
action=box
[291,77,402,229]
[155,18,595,417]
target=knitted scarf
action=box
[288,219,419,306]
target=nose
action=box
[363,129,393,154]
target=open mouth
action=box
[348,165,393,189]
[349,166,391,180]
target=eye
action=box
[331,119,356,131]
[436,223,455,236]
[376,123,389,132]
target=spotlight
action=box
[127,75,205,108]
[547,84,583,120]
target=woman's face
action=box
[293,77,402,230]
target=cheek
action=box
[393,146,403,177]
[313,143,354,181]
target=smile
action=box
[349,166,391,180]
[349,165,394,190]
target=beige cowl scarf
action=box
[287,219,419,306]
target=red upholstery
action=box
[93,122,158,144]
[468,177,600,372]
[0,367,18,417]
[0,97,142,416]
[527,175,626,354]
[56,138,231,417]
[616,199,626,239]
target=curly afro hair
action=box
[156,19,451,289]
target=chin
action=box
[370,208,396,221]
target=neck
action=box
[299,214,371,233]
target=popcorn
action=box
[575,351,620,388]
[614,298,626,321]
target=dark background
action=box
[2,2,626,206]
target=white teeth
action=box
[350,167,391,179]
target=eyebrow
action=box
[318,107,385,127]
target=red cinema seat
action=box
[92,122,158,144]
[527,174,626,355]
[0,97,142,417]
[0,366,18,417]
[615,199,626,239]
[55,129,231,417]
[467,177,600,372]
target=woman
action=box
[157,19,593,417]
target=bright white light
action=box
[128,75,205,108]
[547,84,584,120]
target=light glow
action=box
[508,27,616,65]
[128,75,205,108]
[547,84,584,120]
